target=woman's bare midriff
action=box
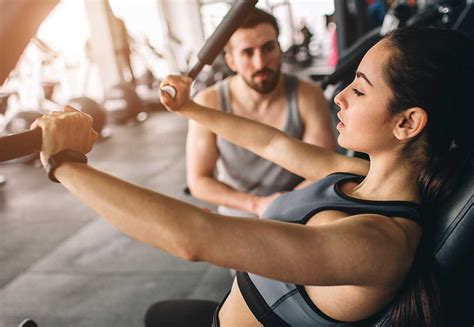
[217,277,396,326]
[218,279,262,327]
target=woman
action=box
[32,27,473,326]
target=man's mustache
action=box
[252,68,276,78]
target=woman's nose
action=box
[334,85,351,110]
[334,92,345,110]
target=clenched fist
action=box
[160,75,193,112]
[30,106,98,165]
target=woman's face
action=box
[334,41,401,155]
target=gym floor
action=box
[0,111,232,327]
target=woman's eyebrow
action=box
[356,71,373,87]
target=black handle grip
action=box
[0,129,42,162]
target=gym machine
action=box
[0,1,258,162]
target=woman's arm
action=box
[33,105,408,288]
[55,162,415,288]
[161,76,369,180]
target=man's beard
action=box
[244,67,281,94]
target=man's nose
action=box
[252,50,267,70]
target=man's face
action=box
[226,23,282,94]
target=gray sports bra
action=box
[216,172,423,326]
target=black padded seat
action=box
[434,163,474,326]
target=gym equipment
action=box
[0,92,12,115]
[67,97,106,134]
[161,0,258,98]
[3,111,42,163]
[102,83,143,125]
[18,318,38,327]
[322,0,473,89]
[0,0,258,162]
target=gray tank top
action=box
[233,173,423,326]
[216,75,304,217]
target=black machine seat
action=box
[434,163,474,326]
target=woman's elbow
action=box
[174,214,211,263]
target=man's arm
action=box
[186,87,271,215]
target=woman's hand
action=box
[30,106,98,165]
[160,75,193,112]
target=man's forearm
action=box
[189,176,259,214]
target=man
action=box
[187,8,336,217]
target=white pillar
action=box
[156,0,205,73]
[84,0,124,97]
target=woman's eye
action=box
[352,88,364,96]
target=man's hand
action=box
[160,75,193,112]
[30,106,98,165]
[252,192,284,217]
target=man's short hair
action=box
[241,7,279,35]
[225,8,279,52]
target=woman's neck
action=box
[350,154,422,203]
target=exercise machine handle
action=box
[0,128,42,162]
[162,0,258,98]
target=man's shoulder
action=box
[194,83,221,108]
[290,75,327,117]
[290,75,321,93]
[282,73,322,97]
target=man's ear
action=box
[393,107,428,141]
[224,51,236,72]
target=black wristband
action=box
[45,150,88,183]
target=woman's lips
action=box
[336,114,345,129]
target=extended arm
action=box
[162,76,369,181]
[55,161,414,287]
[33,108,413,288]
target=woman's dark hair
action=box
[380,27,474,326]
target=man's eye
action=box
[263,44,276,53]
[352,88,364,96]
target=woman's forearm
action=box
[178,101,365,180]
[54,162,209,260]
[181,101,281,159]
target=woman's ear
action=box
[393,107,428,141]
